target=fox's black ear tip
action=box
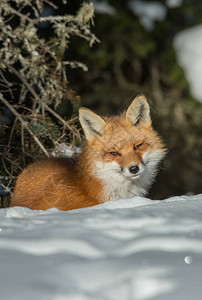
[79,107,92,121]
[79,107,90,114]
[136,93,146,97]
[133,94,147,102]
[79,108,106,141]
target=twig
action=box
[21,124,26,167]
[8,6,38,24]
[0,176,16,180]
[1,156,12,177]
[45,105,80,138]
[38,15,74,23]
[43,0,58,9]
[0,94,49,157]
[8,117,17,147]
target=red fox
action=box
[10,95,166,210]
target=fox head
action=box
[79,95,166,198]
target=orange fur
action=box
[10,95,166,210]
[10,156,105,210]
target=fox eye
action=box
[109,151,120,156]
[134,143,143,150]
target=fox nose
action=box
[129,165,139,174]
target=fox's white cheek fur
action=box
[139,149,166,189]
[93,161,121,181]
[142,149,165,170]
[93,149,165,201]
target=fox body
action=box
[10,95,166,210]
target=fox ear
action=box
[126,94,151,126]
[79,108,106,141]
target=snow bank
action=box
[0,194,202,299]
[174,25,202,103]
[92,0,116,15]
[129,0,167,31]
[166,0,183,8]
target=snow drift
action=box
[0,194,202,300]
[174,25,202,103]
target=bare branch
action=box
[0,59,79,136]
[0,94,50,157]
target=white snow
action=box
[1,194,202,299]
[129,0,167,31]
[52,144,81,157]
[173,25,202,103]
[92,0,116,15]
[166,0,183,8]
